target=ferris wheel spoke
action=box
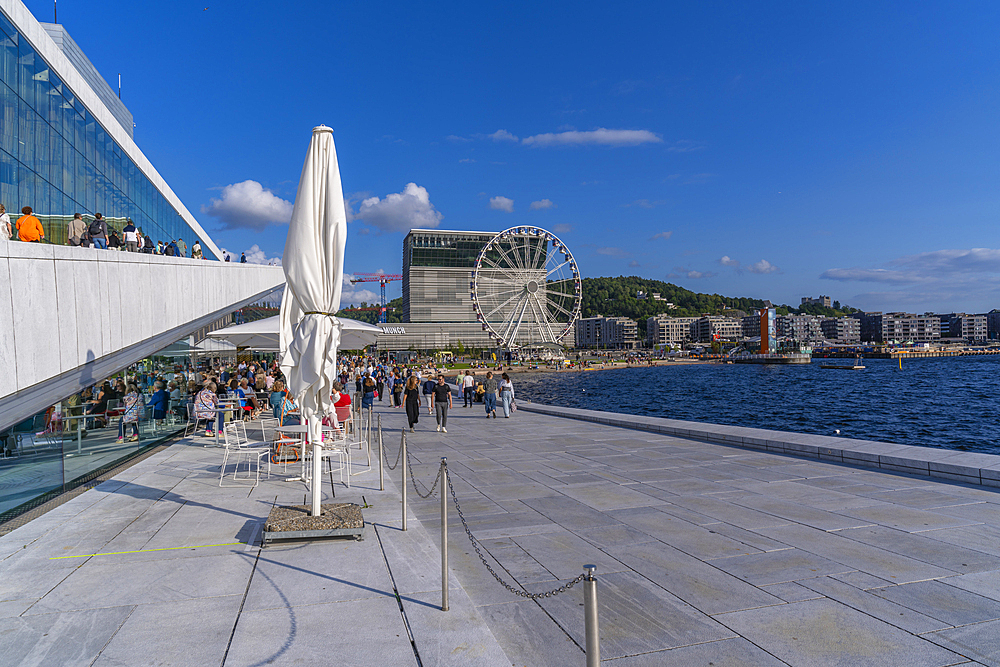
[530,293,557,343]
[491,242,524,275]
[484,290,524,318]
[479,258,520,282]
[498,293,526,342]
[543,294,577,319]
[545,260,571,278]
[531,238,549,271]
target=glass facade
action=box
[0,10,216,256]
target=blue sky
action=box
[26,1,1000,312]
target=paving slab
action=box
[0,605,134,667]
[927,619,1000,666]
[530,570,736,660]
[602,637,789,666]
[871,580,1000,626]
[716,598,969,667]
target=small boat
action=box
[820,355,865,370]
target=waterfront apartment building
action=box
[820,317,861,344]
[938,313,988,343]
[647,315,698,347]
[575,316,639,349]
[777,314,824,342]
[854,312,941,344]
[691,316,742,343]
[988,310,1000,341]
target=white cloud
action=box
[719,255,740,267]
[202,180,293,231]
[354,183,443,233]
[341,273,380,306]
[666,140,705,153]
[522,128,662,148]
[596,247,629,258]
[459,158,475,163]
[747,259,779,274]
[628,260,641,268]
[624,199,665,209]
[445,135,472,143]
[650,231,673,241]
[489,196,514,213]
[820,267,923,283]
[530,199,555,210]
[488,129,519,142]
[686,270,715,279]
[552,224,573,234]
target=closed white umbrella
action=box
[279,125,348,517]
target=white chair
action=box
[220,423,270,486]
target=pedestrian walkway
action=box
[2,400,1000,665]
[393,401,1000,666]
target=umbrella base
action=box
[262,503,365,545]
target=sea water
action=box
[512,356,1000,454]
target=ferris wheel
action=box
[471,226,582,349]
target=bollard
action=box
[378,415,384,492]
[401,430,408,531]
[584,564,599,667]
[441,457,449,612]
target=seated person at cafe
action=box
[237,378,260,418]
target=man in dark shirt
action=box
[430,375,453,433]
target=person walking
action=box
[68,213,86,246]
[176,238,187,258]
[88,213,107,249]
[240,252,247,263]
[462,370,474,407]
[192,241,203,259]
[431,375,452,433]
[0,204,13,242]
[361,373,376,411]
[498,372,515,418]
[422,376,435,415]
[403,375,420,432]
[483,371,498,419]
[375,366,385,402]
[16,206,44,242]
[392,372,404,407]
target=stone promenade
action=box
[1,399,1000,665]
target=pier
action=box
[1,401,999,665]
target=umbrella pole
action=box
[311,421,323,517]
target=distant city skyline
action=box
[24,0,1000,313]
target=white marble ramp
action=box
[394,400,1000,666]
[2,400,1000,665]
[0,423,508,667]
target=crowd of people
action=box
[0,205,205,259]
[333,356,517,435]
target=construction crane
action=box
[349,273,402,324]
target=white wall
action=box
[0,242,285,426]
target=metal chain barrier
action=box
[405,447,442,499]
[446,473,586,599]
[383,429,404,470]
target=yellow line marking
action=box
[49,542,241,560]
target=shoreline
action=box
[438,358,713,378]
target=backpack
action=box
[88,220,102,236]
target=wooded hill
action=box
[337,277,857,338]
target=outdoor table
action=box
[61,413,88,455]
[276,424,340,483]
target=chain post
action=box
[378,414,384,491]
[401,429,407,531]
[441,457,449,611]
[584,565,599,667]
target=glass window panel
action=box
[0,82,14,156]
[16,37,32,108]
[0,31,16,91]
[48,124,61,188]
[94,124,105,175]
[0,149,15,212]
[84,110,95,164]
[0,9,16,39]
[17,96,31,166]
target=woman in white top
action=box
[0,204,10,241]
[498,373,515,418]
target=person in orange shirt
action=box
[16,206,44,242]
